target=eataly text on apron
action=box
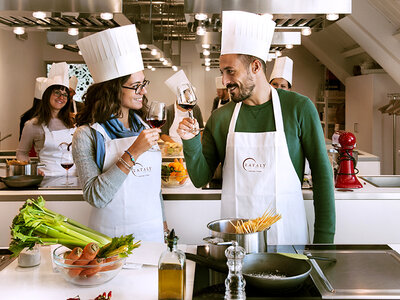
[89,118,164,242]
[221,87,308,245]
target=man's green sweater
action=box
[182,89,335,243]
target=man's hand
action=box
[177,117,200,140]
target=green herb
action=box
[9,196,140,257]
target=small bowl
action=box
[52,246,125,286]
[162,142,183,157]
[161,174,189,187]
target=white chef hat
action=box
[48,62,69,88]
[269,56,293,86]
[39,62,69,99]
[164,70,191,94]
[69,76,78,91]
[34,77,47,100]
[76,24,144,83]
[221,11,276,62]
[215,76,226,89]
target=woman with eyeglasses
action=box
[17,76,76,176]
[72,25,166,242]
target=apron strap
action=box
[228,102,242,134]
[271,87,284,133]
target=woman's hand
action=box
[129,128,161,155]
[177,117,200,140]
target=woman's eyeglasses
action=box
[122,80,150,94]
[53,90,69,99]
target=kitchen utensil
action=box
[185,252,312,291]
[0,175,43,188]
[6,161,43,176]
[242,253,312,291]
[204,218,268,261]
[52,245,125,286]
[278,253,337,262]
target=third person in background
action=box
[269,56,293,91]
[211,76,231,112]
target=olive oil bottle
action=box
[158,229,186,300]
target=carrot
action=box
[68,265,84,278]
[73,242,99,266]
[79,257,104,277]
[65,247,83,265]
[100,256,120,272]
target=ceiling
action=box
[0,0,353,69]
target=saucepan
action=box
[204,218,268,261]
[0,175,44,188]
[6,161,44,176]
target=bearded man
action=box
[177,11,335,245]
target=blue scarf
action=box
[94,113,145,170]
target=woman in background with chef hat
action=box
[17,62,76,176]
[269,56,293,90]
[73,25,166,242]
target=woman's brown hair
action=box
[34,85,74,128]
[75,75,149,127]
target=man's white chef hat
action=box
[40,62,69,98]
[164,70,191,94]
[34,77,47,100]
[215,76,226,89]
[76,25,144,83]
[221,11,276,62]
[269,56,293,86]
[69,76,78,91]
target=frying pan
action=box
[186,252,314,291]
[0,175,44,188]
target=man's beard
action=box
[226,76,255,103]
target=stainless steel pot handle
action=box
[203,236,233,246]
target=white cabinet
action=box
[345,74,400,174]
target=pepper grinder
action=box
[224,241,246,300]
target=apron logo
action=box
[242,158,267,172]
[131,163,152,177]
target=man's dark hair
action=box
[238,54,266,75]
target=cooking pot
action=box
[185,252,313,292]
[6,161,43,176]
[0,175,44,188]
[205,218,268,261]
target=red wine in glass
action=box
[148,119,166,128]
[61,163,74,170]
[178,103,196,110]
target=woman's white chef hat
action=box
[215,76,226,89]
[269,56,293,85]
[40,62,69,98]
[34,77,47,100]
[76,25,144,83]
[69,76,78,91]
[221,11,276,62]
[164,70,191,94]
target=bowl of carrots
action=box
[52,243,126,286]
[161,159,188,187]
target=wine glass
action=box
[146,101,167,151]
[177,83,197,119]
[59,143,74,186]
[177,83,201,133]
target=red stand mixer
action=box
[334,131,363,189]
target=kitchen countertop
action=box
[1,242,197,300]
[2,243,400,300]
[1,175,400,201]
